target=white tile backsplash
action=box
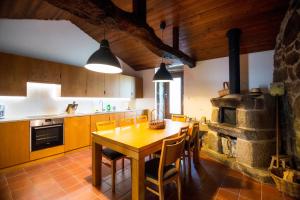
[0,82,133,118]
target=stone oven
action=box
[205,94,276,181]
[202,28,277,182]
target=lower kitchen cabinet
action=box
[0,121,30,168]
[109,112,125,127]
[90,114,110,132]
[64,116,91,151]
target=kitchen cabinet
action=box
[135,77,143,98]
[120,75,136,98]
[86,71,105,97]
[90,114,110,132]
[64,116,91,151]
[0,121,30,168]
[61,66,87,97]
[104,74,120,97]
[28,61,61,84]
[109,112,125,127]
[125,111,136,119]
[0,53,28,96]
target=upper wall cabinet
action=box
[120,75,143,98]
[86,71,105,97]
[28,61,61,84]
[0,52,142,98]
[104,74,120,97]
[135,77,143,98]
[0,53,28,96]
[120,75,134,98]
[61,66,87,97]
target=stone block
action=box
[203,131,221,152]
[237,109,275,129]
[236,139,275,168]
[211,107,219,123]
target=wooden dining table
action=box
[91,119,199,200]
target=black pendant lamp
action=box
[85,28,122,74]
[153,21,173,82]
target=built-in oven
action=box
[30,118,64,151]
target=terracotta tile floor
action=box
[0,147,296,200]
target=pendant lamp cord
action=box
[103,23,106,40]
[160,21,166,63]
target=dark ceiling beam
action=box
[132,0,146,24]
[45,0,196,68]
[173,26,179,50]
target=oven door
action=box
[31,124,64,151]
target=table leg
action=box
[131,157,145,200]
[193,132,200,164]
[92,140,102,186]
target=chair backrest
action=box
[189,122,199,145]
[96,120,116,131]
[158,134,186,181]
[136,115,148,123]
[171,114,187,122]
[178,126,189,136]
[119,118,135,127]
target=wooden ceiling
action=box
[0,0,289,70]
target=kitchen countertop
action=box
[0,109,145,123]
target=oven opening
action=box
[219,107,236,125]
[31,119,64,151]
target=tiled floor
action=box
[0,147,296,200]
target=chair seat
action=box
[145,158,178,180]
[102,148,124,160]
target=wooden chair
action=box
[178,126,189,176]
[136,115,148,123]
[119,118,135,127]
[171,114,187,122]
[145,134,186,200]
[95,120,126,193]
[183,122,199,175]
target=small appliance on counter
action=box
[66,101,78,114]
[0,105,5,119]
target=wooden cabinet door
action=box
[104,74,120,97]
[90,114,110,132]
[135,77,143,98]
[120,75,133,98]
[86,71,105,97]
[109,112,125,127]
[61,66,87,97]
[0,53,28,96]
[125,111,136,119]
[28,61,61,84]
[64,116,91,151]
[0,121,30,168]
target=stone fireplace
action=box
[203,94,276,182]
[202,28,277,182]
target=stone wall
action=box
[273,0,300,168]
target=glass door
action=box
[155,71,183,119]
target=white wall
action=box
[184,50,274,120]
[248,50,274,90]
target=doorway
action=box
[156,71,183,119]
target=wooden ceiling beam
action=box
[45,0,196,67]
[132,0,146,24]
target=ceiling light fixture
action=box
[84,26,122,74]
[153,21,173,82]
